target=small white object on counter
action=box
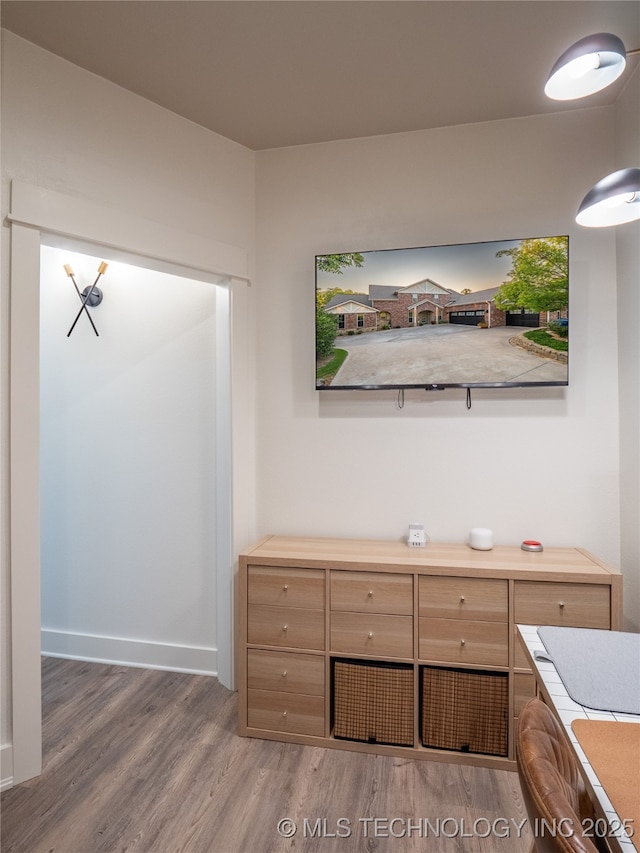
[469,527,493,550]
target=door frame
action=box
[7,180,252,784]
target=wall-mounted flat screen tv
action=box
[315,235,569,390]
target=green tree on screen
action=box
[316,253,365,357]
[316,253,364,275]
[494,237,568,313]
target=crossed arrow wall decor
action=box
[64,261,108,337]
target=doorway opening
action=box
[8,181,251,786]
[40,245,220,674]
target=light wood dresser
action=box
[236,536,622,770]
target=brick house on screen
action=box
[324,280,566,333]
[323,278,456,332]
[447,288,567,327]
[368,278,453,328]
[322,294,380,332]
[446,287,505,327]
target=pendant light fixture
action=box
[544,33,629,100]
[545,33,640,227]
[576,168,640,228]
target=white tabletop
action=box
[517,624,640,853]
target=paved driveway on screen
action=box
[331,324,566,386]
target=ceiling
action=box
[1,1,639,151]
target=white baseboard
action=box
[41,629,217,676]
[1,744,14,791]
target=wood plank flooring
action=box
[1,657,532,853]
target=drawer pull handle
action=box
[283,584,289,591]
[559,602,565,609]
[368,590,374,597]
[282,624,288,632]
[460,596,465,603]
[460,639,466,646]
[282,710,288,718]
[368,632,374,639]
[282,671,287,678]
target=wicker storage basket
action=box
[421,666,508,756]
[333,659,414,747]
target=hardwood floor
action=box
[1,658,532,853]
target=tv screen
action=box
[315,235,569,390]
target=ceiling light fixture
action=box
[545,32,639,100]
[575,168,640,228]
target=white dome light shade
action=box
[576,168,640,227]
[545,33,626,100]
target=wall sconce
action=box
[64,261,108,336]
[544,32,639,100]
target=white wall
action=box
[255,109,625,596]
[40,245,220,672]
[1,32,256,785]
[615,65,640,631]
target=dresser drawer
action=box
[331,612,413,658]
[419,576,508,622]
[247,649,324,695]
[514,582,610,628]
[419,618,508,666]
[247,689,325,737]
[248,567,325,609]
[331,571,413,615]
[248,605,325,650]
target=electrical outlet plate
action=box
[407,523,427,548]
